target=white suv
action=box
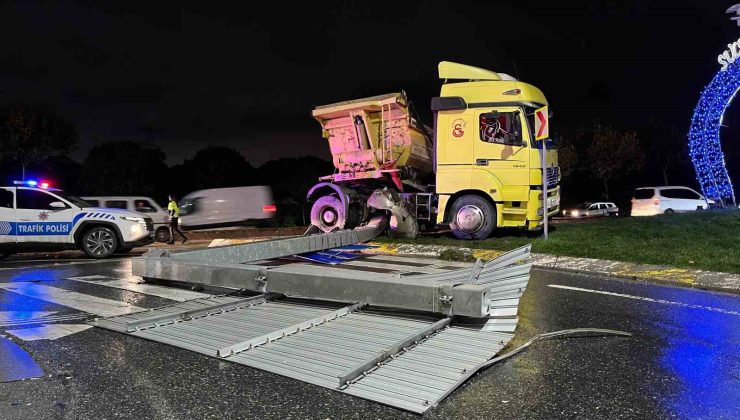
[0,182,154,259]
[631,186,711,216]
[82,196,170,242]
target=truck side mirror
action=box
[503,112,523,146]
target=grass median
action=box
[375,210,740,274]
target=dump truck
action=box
[307,61,560,239]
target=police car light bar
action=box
[12,180,51,188]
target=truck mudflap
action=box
[366,188,419,238]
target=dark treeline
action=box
[0,102,728,223]
[0,143,332,226]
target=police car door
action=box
[0,187,16,245]
[15,188,78,244]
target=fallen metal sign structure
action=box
[132,219,531,319]
[93,295,516,414]
[118,221,533,413]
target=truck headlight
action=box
[120,216,146,225]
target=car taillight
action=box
[262,204,277,213]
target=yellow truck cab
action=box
[432,62,560,239]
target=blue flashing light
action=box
[26,180,37,186]
[688,59,739,206]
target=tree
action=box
[587,123,644,199]
[80,141,168,197]
[0,104,78,179]
[171,146,255,195]
[256,157,333,225]
[644,119,688,185]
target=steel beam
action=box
[155,217,387,265]
[337,317,452,386]
[126,294,276,331]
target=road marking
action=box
[0,311,56,322]
[0,314,89,327]
[0,282,146,317]
[0,259,120,271]
[66,276,210,301]
[6,324,92,341]
[548,284,740,316]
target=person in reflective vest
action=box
[167,195,188,244]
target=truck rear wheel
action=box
[310,195,346,232]
[449,195,496,240]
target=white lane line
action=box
[548,284,740,316]
[0,259,120,271]
[66,276,209,302]
[0,314,89,327]
[6,324,92,341]
[0,282,146,317]
[0,311,57,322]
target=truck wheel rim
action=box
[456,205,485,233]
[322,209,337,224]
[87,230,114,256]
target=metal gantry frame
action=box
[120,221,534,413]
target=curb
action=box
[366,242,740,295]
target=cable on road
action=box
[481,328,633,370]
[431,328,633,408]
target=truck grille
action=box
[545,166,560,188]
[144,218,154,232]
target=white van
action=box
[82,196,171,242]
[631,186,711,216]
[178,186,276,229]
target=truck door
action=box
[0,188,16,245]
[15,188,78,244]
[473,108,529,195]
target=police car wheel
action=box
[82,226,118,259]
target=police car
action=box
[0,181,154,259]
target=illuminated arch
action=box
[688,60,739,205]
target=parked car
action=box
[178,186,276,230]
[631,186,711,216]
[561,202,619,218]
[82,196,171,242]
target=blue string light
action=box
[688,58,739,206]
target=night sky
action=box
[1,0,739,167]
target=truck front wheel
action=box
[449,195,496,240]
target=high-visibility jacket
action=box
[168,200,180,218]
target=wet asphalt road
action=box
[0,257,738,420]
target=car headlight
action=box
[120,216,146,225]
[572,210,579,216]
